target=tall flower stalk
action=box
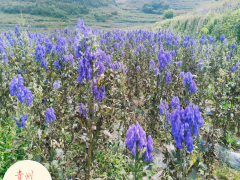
[125,122,153,180]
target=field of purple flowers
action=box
[0,17,240,180]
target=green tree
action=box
[163,9,174,19]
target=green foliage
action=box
[224,132,238,146]
[201,27,209,35]
[0,0,117,18]
[142,0,170,14]
[163,9,174,19]
[94,142,128,179]
[111,11,118,16]
[155,6,240,42]
[0,117,29,178]
[94,14,108,22]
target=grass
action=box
[213,160,240,180]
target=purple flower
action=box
[16,86,26,103]
[144,135,153,162]
[79,103,89,119]
[232,66,237,72]
[45,107,56,124]
[208,36,213,43]
[129,43,132,49]
[9,76,18,96]
[176,61,182,67]
[170,96,180,110]
[15,25,21,38]
[100,85,105,100]
[18,74,24,87]
[53,80,61,90]
[14,114,28,128]
[94,85,100,101]
[158,101,164,115]
[96,61,105,75]
[231,43,236,49]
[220,34,225,42]
[9,74,33,105]
[63,55,69,64]
[41,58,48,69]
[24,88,33,106]
[45,38,53,54]
[54,60,61,70]
[149,59,155,72]
[136,66,140,70]
[165,71,171,84]
[78,58,92,83]
[197,64,201,69]
[170,102,204,152]
[183,41,189,47]
[180,72,184,78]
[69,54,74,64]
[154,68,159,75]
[158,47,172,72]
[223,39,228,45]
[183,72,197,94]
[125,122,147,157]
[171,51,176,57]
[44,79,49,85]
[35,44,45,64]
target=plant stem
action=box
[134,149,138,180]
[87,129,93,180]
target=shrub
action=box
[94,14,107,22]
[111,11,118,16]
[163,9,174,19]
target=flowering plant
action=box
[125,122,153,179]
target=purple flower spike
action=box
[53,80,61,90]
[220,35,225,42]
[144,135,153,162]
[24,88,33,106]
[170,96,180,110]
[9,76,18,96]
[149,59,155,72]
[45,107,56,124]
[14,114,28,128]
[165,71,171,84]
[176,61,182,67]
[125,122,147,157]
[183,72,197,94]
[158,101,164,115]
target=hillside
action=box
[153,0,240,41]
[0,0,117,19]
[116,0,212,15]
[0,0,225,31]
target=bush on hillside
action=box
[111,11,118,16]
[163,9,174,19]
[142,0,170,14]
[0,1,89,18]
[94,14,107,22]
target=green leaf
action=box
[40,133,46,142]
